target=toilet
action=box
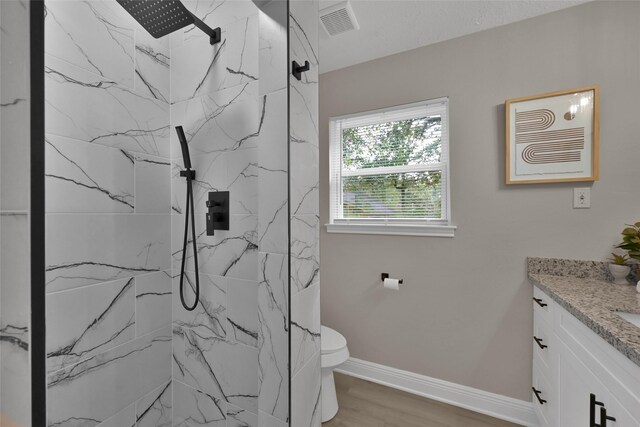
[320,325,349,422]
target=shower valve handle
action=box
[206,191,230,236]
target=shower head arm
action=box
[189,13,221,45]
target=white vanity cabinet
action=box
[532,286,640,427]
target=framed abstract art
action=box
[505,86,599,184]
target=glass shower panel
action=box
[42,0,297,426]
[0,1,32,426]
[289,0,321,425]
[44,1,172,425]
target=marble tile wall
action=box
[44,1,172,425]
[289,0,321,426]
[258,2,289,426]
[169,2,291,426]
[43,0,308,426]
[0,1,32,426]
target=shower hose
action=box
[180,170,200,311]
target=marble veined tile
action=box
[258,5,287,96]
[0,0,30,212]
[0,213,31,427]
[290,214,319,293]
[172,147,258,216]
[136,380,172,427]
[178,329,259,414]
[170,81,260,157]
[290,351,321,427]
[180,0,257,37]
[289,0,318,88]
[173,379,226,427]
[257,253,288,422]
[173,270,227,339]
[45,0,136,87]
[1,214,31,346]
[47,326,172,427]
[258,90,288,255]
[227,278,259,347]
[46,213,171,292]
[96,404,135,427]
[289,0,319,219]
[289,1,320,424]
[171,151,226,216]
[136,271,172,337]
[173,326,189,385]
[227,148,259,216]
[180,330,227,403]
[0,92,30,212]
[45,134,135,213]
[171,14,258,104]
[133,152,171,214]
[259,411,288,427]
[171,214,258,281]
[45,54,170,157]
[289,85,319,217]
[46,277,136,374]
[0,330,31,427]
[134,29,170,103]
[228,403,258,427]
[291,283,320,376]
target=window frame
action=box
[327,98,456,237]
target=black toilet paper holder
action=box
[381,273,403,284]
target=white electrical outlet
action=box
[573,188,591,209]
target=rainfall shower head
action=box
[117,0,221,44]
[175,126,192,170]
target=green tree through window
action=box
[341,116,443,219]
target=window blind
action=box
[330,98,449,226]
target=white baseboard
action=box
[335,357,539,427]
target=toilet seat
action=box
[321,326,349,369]
[321,326,347,354]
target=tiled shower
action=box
[1,0,324,426]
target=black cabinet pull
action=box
[590,394,604,427]
[601,407,616,426]
[532,387,547,405]
[533,336,548,349]
[533,297,548,308]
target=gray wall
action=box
[319,1,640,401]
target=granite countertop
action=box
[528,257,640,368]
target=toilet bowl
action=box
[321,325,349,422]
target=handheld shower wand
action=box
[176,126,199,312]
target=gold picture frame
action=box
[505,86,599,184]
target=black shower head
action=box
[175,126,192,170]
[117,0,221,44]
[117,0,194,38]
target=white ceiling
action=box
[319,0,589,73]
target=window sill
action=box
[325,223,456,237]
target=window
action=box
[328,98,455,237]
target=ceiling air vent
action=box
[320,1,359,37]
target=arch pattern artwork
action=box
[506,87,599,184]
[515,108,585,165]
